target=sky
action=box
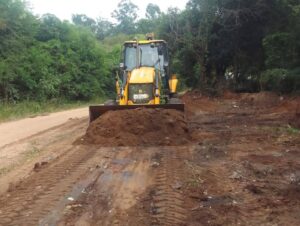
[28,0,188,21]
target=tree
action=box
[111,0,139,34]
[1,0,300,103]
[136,3,162,34]
[0,0,37,101]
[206,0,269,90]
[158,1,220,87]
[146,3,161,20]
[95,17,114,40]
[36,14,63,41]
[72,14,97,32]
[0,0,113,102]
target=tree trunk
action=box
[197,55,208,89]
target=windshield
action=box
[124,44,165,71]
[140,45,160,68]
[124,47,137,71]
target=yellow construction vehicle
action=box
[89,35,184,122]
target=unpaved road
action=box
[0,107,88,148]
[0,92,299,226]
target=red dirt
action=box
[78,108,190,146]
[223,90,240,99]
[289,102,300,129]
[181,90,218,115]
[1,90,300,226]
[240,91,280,107]
[292,115,300,129]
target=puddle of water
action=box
[98,170,114,184]
[201,195,233,207]
[122,171,134,181]
[111,158,132,165]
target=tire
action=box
[170,93,179,98]
[168,98,182,104]
[104,99,117,106]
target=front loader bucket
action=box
[89,104,185,123]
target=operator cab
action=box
[122,40,169,74]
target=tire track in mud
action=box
[0,146,97,226]
[0,118,88,196]
[151,147,188,226]
[57,147,153,226]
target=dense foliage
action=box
[156,0,300,93]
[0,0,115,102]
[0,0,299,105]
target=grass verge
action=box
[0,97,106,123]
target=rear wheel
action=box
[168,98,182,104]
[170,93,179,98]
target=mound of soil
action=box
[289,103,300,129]
[223,90,240,99]
[78,108,190,146]
[240,92,280,107]
[274,97,300,113]
[181,91,218,114]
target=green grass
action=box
[286,125,300,135]
[0,97,106,123]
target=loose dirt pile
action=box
[78,108,190,146]
[289,103,300,129]
[181,90,218,115]
[240,91,280,107]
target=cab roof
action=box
[124,40,167,45]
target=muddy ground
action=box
[0,91,299,226]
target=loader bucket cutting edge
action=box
[89,104,185,123]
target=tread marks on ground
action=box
[151,148,188,226]
[0,147,96,226]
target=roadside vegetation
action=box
[0,97,105,122]
[0,0,299,121]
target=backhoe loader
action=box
[89,35,184,122]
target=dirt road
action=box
[0,107,88,148]
[0,93,299,226]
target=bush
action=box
[260,68,300,93]
[286,68,300,93]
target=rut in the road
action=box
[150,148,188,225]
[0,147,97,226]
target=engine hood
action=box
[129,67,155,84]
